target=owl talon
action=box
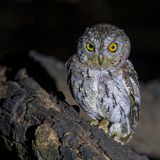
[90,119,109,134]
[90,120,99,126]
[98,119,109,134]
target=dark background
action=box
[0,0,160,82]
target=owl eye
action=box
[86,42,95,52]
[108,42,118,53]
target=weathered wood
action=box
[0,67,149,160]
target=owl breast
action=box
[71,68,130,123]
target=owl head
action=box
[77,24,131,71]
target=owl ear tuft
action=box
[85,27,90,31]
[84,27,90,33]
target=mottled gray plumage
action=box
[66,24,141,144]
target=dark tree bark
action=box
[0,67,149,160]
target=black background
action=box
[0,0,160,82]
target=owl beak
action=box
[98,55,104,66]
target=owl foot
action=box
[109,122,133,145]
[111,132,131,145]
[98,119,109,134]
[90,119,109,134]
[90,120,99,126]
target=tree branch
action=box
[0,67,149,160]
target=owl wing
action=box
[123,60,141,131]
[65,55,80,98]
[65,56,73,85]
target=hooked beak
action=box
[98,55,104,66]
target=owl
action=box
[66,24,141,144]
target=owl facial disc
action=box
[77,23,131,70]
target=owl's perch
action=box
[0,67,149,160]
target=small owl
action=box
[66,24,140,144]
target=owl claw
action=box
[90,119,109,134]
[90,120,99,126]
[98,119,109,134]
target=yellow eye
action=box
[86,42,95,52]
[108,42,118,53]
